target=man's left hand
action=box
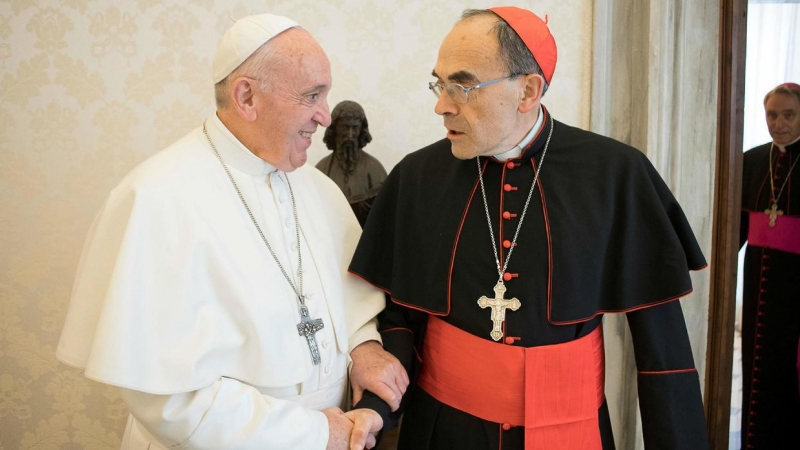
[350,341,409,411]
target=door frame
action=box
[704,0,747,448]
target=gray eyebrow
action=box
[431,70,479,85]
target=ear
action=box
[518,74,545,114]
[230,77,259,122]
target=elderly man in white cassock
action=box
[55,13,408,450]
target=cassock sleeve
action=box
[353,294,425,432]
[626,301,709,450]
[120,378,328,450]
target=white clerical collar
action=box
[493,106,545,161]
[775,134,800,153]
[205,113,278,177]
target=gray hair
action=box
[764,84,800,106]
[214,41,280,109]
[460,9,549,95]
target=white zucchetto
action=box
[212,14,299,84]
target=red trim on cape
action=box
[548,289,694,325]
[638,368,697,375]
[445,162,485,316]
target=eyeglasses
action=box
[428,75,515,104]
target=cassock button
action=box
[321,339,329,349]
[506,161,516,169]
[503,211,517,220]
[503,273,518,282]
[502,423,512,431]
[279,196,286,204]
[503,240,512,249]
[504,337,515,345]
[503,184,517,192]
[324,366,331,375]
[285,218,292,228]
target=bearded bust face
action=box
[334,118,362,174]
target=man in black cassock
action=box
[739,82,800,449]
[351,6,710,450]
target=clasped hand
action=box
[324,407,382,450]
[349,340,409,411]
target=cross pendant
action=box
[477,282,521,341]
[764,202,784,227]
[296,303,325,365]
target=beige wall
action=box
[0,0,593,447]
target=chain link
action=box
[768,142,800,206]
[477,114,554,285]
[203,123,306,305]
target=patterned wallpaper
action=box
[0,0,591,448]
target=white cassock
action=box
[56,113,385,449]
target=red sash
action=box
[748,211,800,255]
[418,316,605,450]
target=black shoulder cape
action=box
[350,112,706,324]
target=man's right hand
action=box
[324,407,354,450]
[323,407,382,450]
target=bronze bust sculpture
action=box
[317,101,387,226]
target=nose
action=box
[434,91,458,116]
[316,98,332,127]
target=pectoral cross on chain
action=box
[296,303,324,365]
[478,282,521,341]
[765,202,784,227]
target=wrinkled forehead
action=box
[434,18,503,83]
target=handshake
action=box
[326,341,409,450]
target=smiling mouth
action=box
[299,131,313,138]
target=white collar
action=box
[205,113,278,177]
[775,134,800,153]
[493,106,545,161]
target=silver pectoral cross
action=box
[765,202,784,227]
[477,282,521,341]
[296,303,324,365]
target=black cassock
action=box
[739,139,800,449]
[353,109,709,450]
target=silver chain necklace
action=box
[203,123,324,365]
[764,142,800,227]
[476,114,554,341]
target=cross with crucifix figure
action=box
[297,304,324,365]
[478,282,521,341]
[765,202,784,227]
